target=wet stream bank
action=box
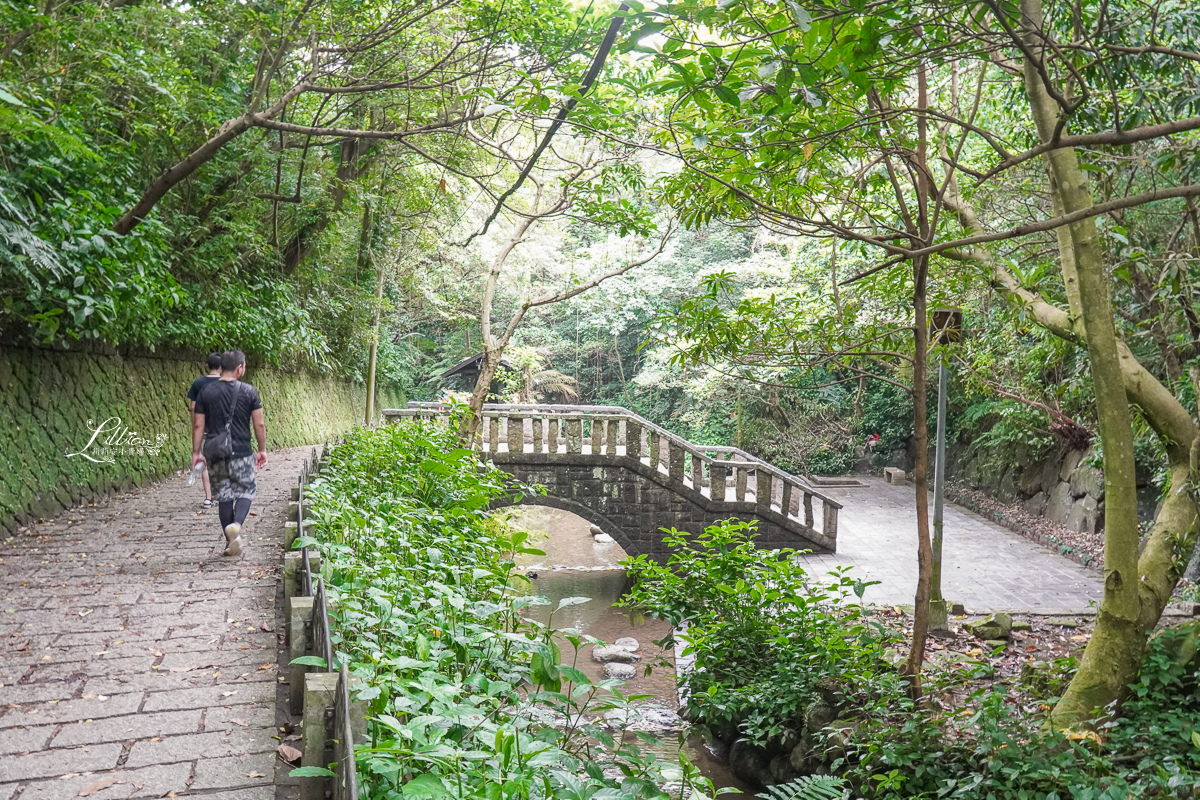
[510,506,753,796]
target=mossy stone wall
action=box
[0,346,402,530]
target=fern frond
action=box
[0,218,64,280]
[755,775,849,800]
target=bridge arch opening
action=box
[505,505,633,633]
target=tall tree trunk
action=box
[904,63,934,687]
[1016,0,1144,726]
[281,137,372,272]
[359,202,383,425]
[904,258,933,684]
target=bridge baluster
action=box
[606,419,619,455]
[822,502,839,540]
[781,482,794,520]
[756,471,773,510]
[804,492,814,529]
[625,421,642,458]
[735,466,747,501]
[547,418,559,454]
[648,432,660,469]
[710,464,726,501]
[690,454,702,490]
[566,418,583,453]
[507,416,523,453]
[668,441,685,481]
[589,419,601,454]
[532,417,544,453]
[488,416,499,453]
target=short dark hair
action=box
[220,350,246,371]
[206,352,223,370]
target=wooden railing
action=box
[384,402,841,545]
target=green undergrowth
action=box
[300,420,715,800]
[623,524,1200,799]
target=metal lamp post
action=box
[929,308,963,635]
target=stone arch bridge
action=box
[383,403,840,560]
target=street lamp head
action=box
[930,308,964,345]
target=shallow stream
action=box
[510,506,753,797]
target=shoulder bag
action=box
[202,381,243,464]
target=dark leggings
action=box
[218,498,252,529]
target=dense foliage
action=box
[622,521,892,744]
[301,420,718,800]
[622,522,1200,799]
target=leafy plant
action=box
[757,776,849,800]
[620,521,893,744]
[302,418,684,799]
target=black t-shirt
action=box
[186,375,220,403]
[194,380,264,458]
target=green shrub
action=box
[620,521,893,744]
[303,419,704,800]
[842,625,1200,799]
[858,382,913,453]
[806,444,857,476]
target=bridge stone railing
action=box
[383,402,841,551]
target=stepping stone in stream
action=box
[593,644,640,664]
[603,663,636,680]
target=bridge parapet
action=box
[383,402,840,553]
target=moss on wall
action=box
[0,346,403,530]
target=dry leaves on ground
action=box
[78,776,120,796]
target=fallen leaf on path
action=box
[248,772,267,778]
[256,663,275,671]
[278,744,302,762]
[226,718,250,727]
[78,776,121,795]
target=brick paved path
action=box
[0,448,307,800]
[798,477,1103,614]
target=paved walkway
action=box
[799,477,1102,614]
[0,449,306,800]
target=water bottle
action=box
[186,461,204,486]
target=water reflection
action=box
[507,506,753,797]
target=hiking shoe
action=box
[202,498,213,509]
[223,522,243,556]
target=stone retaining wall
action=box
[0,345,402,530]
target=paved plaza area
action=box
[0,448,307,800]
[799,477,1103,614]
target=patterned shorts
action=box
[208,455,257,502]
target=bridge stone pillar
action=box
[626,421,642,458]
[667,441,684,480]
[823,503,839,539]
[589,420,602,453]
[756,471,773,510]
[710,464,726,501]
[566,419,582,453]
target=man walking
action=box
[186,353,224,508]
[191,350,268,556]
